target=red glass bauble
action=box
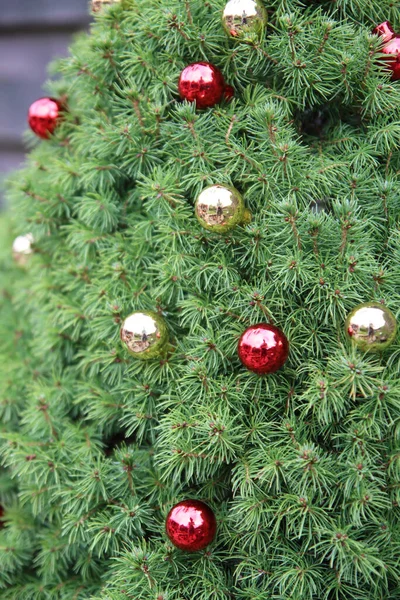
[238,323,289,375]
[178,62,226,109]
[373,21,395,43]
[224,84,235,101]
[166,500,217,552]
[28,97,62,139]
[381,35,400,80]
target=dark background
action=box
[0,0,89,206]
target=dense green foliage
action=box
[1,0,400,598]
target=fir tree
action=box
[1,1,400,598]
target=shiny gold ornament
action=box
[346,302,397,352]
[91,0,121,13]
[120,311,168,360]
[222,0,267,38]
[12,233,34,267]
[195,184,251,233]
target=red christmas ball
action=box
[238,323,289,375]
[381,35,400,80]
[28,97,62,139]
[224,84,235,101]
[373,22,400,80]
[373,21,395,43]
[166,500,217,552]
[179,62,227,109]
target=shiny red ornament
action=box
[179,62,227,109]
[381,35,400,80]
[166,500,217,552]
[373,21,400,80]
[28,97,62,139]
[224,84,235,101]
[373,21,395,43]
[238,323,289,375]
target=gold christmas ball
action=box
[195,184,251,233]
[346,302,397,352]
[12,233,34,267]
[91,0,121,13]
[222,0,267,38]
[120,311,168,360]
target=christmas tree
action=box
[1,0,400,598]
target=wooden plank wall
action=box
[0,0,90,206]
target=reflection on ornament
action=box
[222,0,267,38]
[195,184,251,233]
[12,233,34,266]
[91,0,121,12]
[346,302,397,352]
[120,311,168,359]
[166,500,217,552]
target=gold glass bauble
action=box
[346,302,397,352]
[222,0,267,38]
[120,311,168,360]
[195,184,251,233]
[91,0,121,12]
[12,233,34,267]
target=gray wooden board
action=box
[0,33,81,140]
[0,0,89,27]
[0,1,89,205]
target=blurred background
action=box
[0,0,90,206]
